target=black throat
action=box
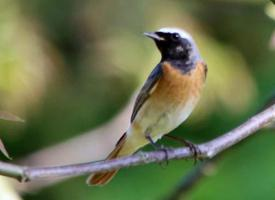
[156,37,196,74]
[161,57,196,74]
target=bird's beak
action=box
[144,32,164,41]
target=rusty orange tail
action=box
[87,132,127,186]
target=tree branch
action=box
[0,104,274,183]
[0,162,25,181]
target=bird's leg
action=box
[145,134,169,166]
[164,135,201,164]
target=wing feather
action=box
[130,64,162,122]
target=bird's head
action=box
[144,27,200,63]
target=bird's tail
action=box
[87,132,127,186]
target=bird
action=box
[87,27,207,186]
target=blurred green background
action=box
[0,0,275,199]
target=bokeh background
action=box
[0,0,275,199]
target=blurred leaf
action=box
[0,138,11,159]
[265,2,275,20]
[0,111,24,122]
[0,111,24,159]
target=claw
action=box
[145,135,170,167]
[159,147,169,168]
[182,140,201,164]
[164,135,201,164]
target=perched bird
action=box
[87,27,207,186]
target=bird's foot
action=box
[145,135,170,167]
[164,135,201,164]
[158,145,173,167]
[182,139,201,164]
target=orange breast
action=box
[150,61,206,107]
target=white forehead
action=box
[157,27,193,40]
[158,27,201,60]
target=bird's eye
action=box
[171,33,180,41]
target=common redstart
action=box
[87,27,207,185]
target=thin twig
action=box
[0,105,274,183]
[166,157,219,200]
[166,160,210,200]
[0,162,26,181]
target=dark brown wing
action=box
[130,64,163,122]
